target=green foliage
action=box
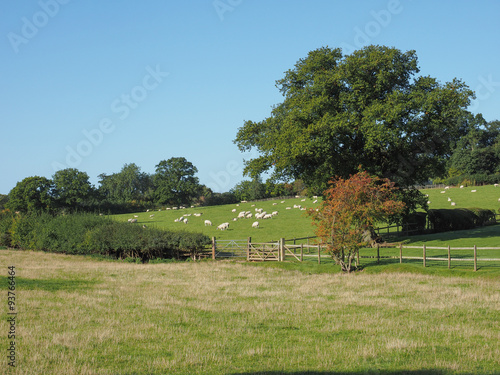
[0,212,210,261]
[428,208,496,233]
[6,176,54,213]
[154,157,201,206]
[52,168,95,211]
[234,45,475,195]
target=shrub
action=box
[427,208,495,233]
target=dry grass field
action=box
[1,249,499,374]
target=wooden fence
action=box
[362,243,500,271]
[210,237,500,271]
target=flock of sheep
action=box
[127,196,320,231]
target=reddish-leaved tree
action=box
[309,171,405,272]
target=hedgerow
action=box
[0,212,210,261]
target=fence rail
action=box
[210,237,500,271]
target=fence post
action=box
[212,237,216,260]
[300,243,303,262]
[318,244,321,264]
[474,245,477,272]
[423,244,426,267]
[377,244,380,264]
[399,243,403,264]
[357,248,360,267]
[280,238,285,262]
[448,245,451,269]
[247,237,251,261]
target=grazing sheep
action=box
[448,198,451,202]
[150,214,155,218]
[301,198,306,202]
[252,221,259,228]
[451,202,456,206]
[130,219,137,224]
[313,200,318,204]
[217,222,229,231]
[183,218,188,224]
[427,201,431,204]
[471,189,477,193]
[127,218,134,222]
[204,220,212,226]
[440,191,446,194]
[460,185,464,188]
[495,184,499,187]
[272,203,277,206]
[142,224,147,228]
[281,201,285,203]
[271,211,278,216]
[313,195,318,199]
[263,214,272,219]
[246,213,252,218]
[174,219,179,222]
[232,208,237,213]
[134,215,138,218]
[286,207,292,210]
[233,218,238,221]
[445,186,450,189]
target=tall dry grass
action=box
[1,249,499,374]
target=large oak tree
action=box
[234,45,475,200]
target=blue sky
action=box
[1,0,500,195]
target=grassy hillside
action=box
[113,196,321,242]
[112,184,500,243]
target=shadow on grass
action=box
[229,370,449,375]
[2,276,97,292]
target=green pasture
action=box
[111,184,500,247]
[423,184,500,210]
[112,196,322,243]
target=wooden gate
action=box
[247,242,280,261]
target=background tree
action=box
[6,176,54,213]
[98,163,153,205]
[234,45,475,209]
[309,171,405,273]
[448,118,500,176]
[52,168,95,211]
[154,157,201,206]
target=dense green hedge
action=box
[435,173,500,187]
[427,208,496,233]
[0,212,210,261]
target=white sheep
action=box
[494,183,499,187]
[232,208,237,213]
[246,213,252,219]
[204,220,212,226]
[134,215,138,218]
[471,189,477,193]
[263,214,272,219]
[313,200,318,204]
[183,218,188,224]
[272,203,277,206]
[272,211,278,216]
[217,222,229,230]
[130,219,137,224]
[286,207,292,210]
[149,214,155,218]
[440,191,446,194]
[451,202,456,206]
[281,201,285,203]
[252,221,259,228]
[313,195,318,199]
[448,198,451,202]
[301,198,306,202]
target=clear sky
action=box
[1,0,499,195]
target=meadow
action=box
[1,249,499,374]
[112,184,500,244]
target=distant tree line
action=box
[3,157,308,214]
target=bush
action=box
[0,212,210,261]
[428,208,496,233]
[402,212,427,234]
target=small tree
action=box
[309,171,404,273]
